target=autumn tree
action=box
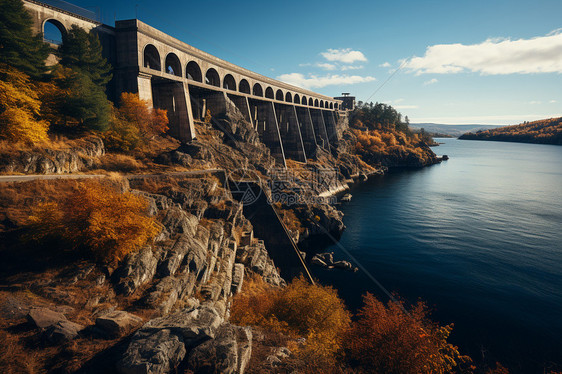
[0,0,50,78]
[58,25,112,88]
[345,293,472,374]
[0,64,49,143]
[26,181,160,264]
[104,92,168,151]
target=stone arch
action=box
[239,79,250,94]
[186,61,202,82]
[301,96,307,105]
[294,94,300,104]
[165,53,181,77]
[43,19,66,45]
[143,44,161,71]
[320,100,324,108]
[205,68,220,87]
[285,92,292,103]
[223,74,236,91]
[308,98,314,106]
[253,83,263,97]
[275,89,284,101]
[265,87,274,99]
[330,103,334,109]
[314,99,319,107]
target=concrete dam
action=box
[24,0,346,166]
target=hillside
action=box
[459,117,562,145]
[410,123,501,137]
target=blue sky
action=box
[61,0,561,125]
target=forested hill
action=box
[459,117,562,145]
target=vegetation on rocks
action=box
[459,117,562,145]
[25,180,160,264]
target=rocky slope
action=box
[0,102,441,373]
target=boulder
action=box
[45,320,83,344]
[142,305,223,346]
[187,324,252,374]
[116,247,158,296]
[116,329,186,374]
[95,311,143,337]
[27,307,67,329]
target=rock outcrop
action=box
[0,136,105,174]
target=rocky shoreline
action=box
[0,101,442,373]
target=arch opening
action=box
[330,103,334,109]
[308,98,314,106]
[314,99,319,107]
[205,68,220,87]
[143,44,161,71]
[302,96,307,105]
[239,79,250,94]
[253,83,263,97]
[294,94,300,104]
[43,19,65,45]
[320,100,324,108]
[285,92,292,103]
[165,53,181,77]
[223,74,236,90]
[275,89,284,101]
[265,87,274,99]
[186,61,202,82]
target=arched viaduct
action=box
[23,0,344,166]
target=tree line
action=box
[0,0,167,150]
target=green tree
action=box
[43,66,110,132]
[58,25,112,88]
[0,0,50,78]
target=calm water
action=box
[315,138,562,373]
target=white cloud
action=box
[379,62,392,68]
[316,63,337,70]
[405,29,562,75]
[529,100,542,105]
[549,100,557,103]
[277,73,376,89]
[320,48,368,64]
[341,65,364,71]
[424,78,438,85]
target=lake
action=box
[313,138,562,373]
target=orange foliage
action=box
[345,293,472,374]
[104,92,169,151]
[26,181,160,264]
[230,275,351,367]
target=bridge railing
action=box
[33,0,99,22]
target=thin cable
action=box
[363,58,410,104]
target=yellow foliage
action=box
[0,64,48,143]
[26,181,160,264]
[230,275,351,367]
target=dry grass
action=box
[94,153,144,173]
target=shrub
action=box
[230,275,351,367]
[345,293,472,374]
[26,181,160,264]
[104,92,168,152]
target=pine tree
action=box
[58,25,112,88]
[0,0,51,78]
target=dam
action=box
[24,0,345,166]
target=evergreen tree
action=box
[46,66,110,132]
[58,25,112,88]
[0,0,51,78]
